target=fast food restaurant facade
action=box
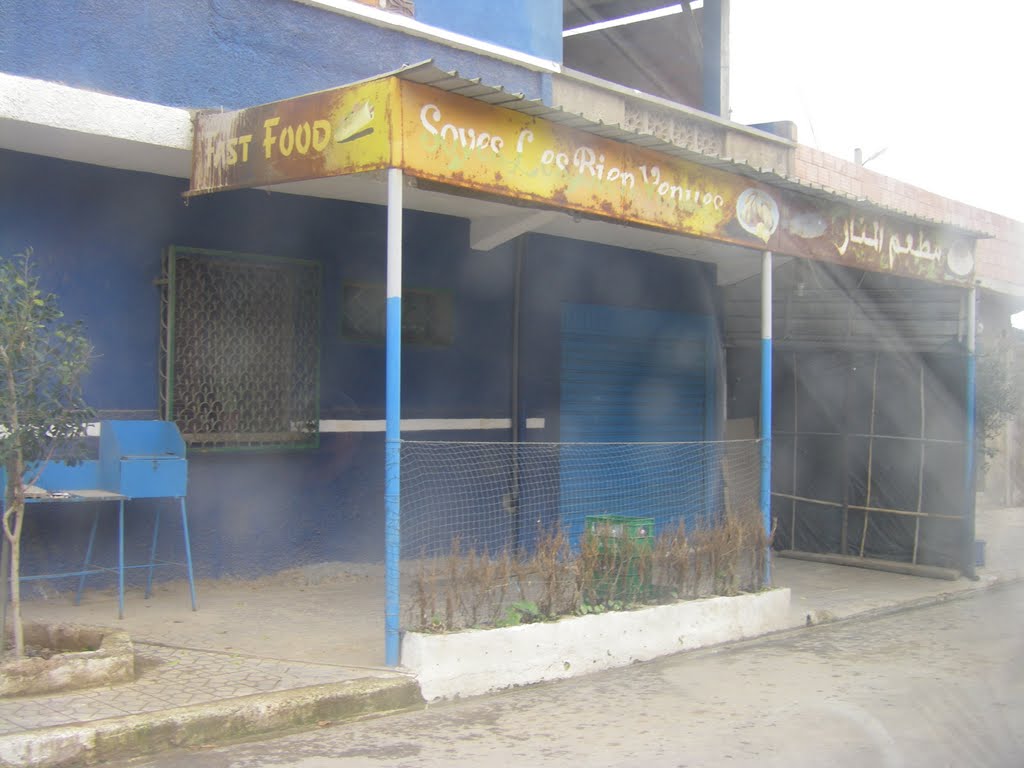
[184,64,985,660]
[0,1,1003,662]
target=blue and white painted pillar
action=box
[760,250,773,585]
[385,168,403,665]
[963,284,977,578]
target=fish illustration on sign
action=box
[784,211,828,240]
[945,240,975,277]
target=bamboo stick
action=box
[769,492,963,521]
[914,364,925,564]
[861,353,879,557]
[791,351,798,551]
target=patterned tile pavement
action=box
[0,643,369,734]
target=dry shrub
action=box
[652,511,770,599]
[409,538,515,631]
[652,520,693,598]
[413,556,439,631]
[531,527,575,617]
[690,511,769,596]
[407,510,771,632]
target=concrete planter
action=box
[0,623,134,697]
[402,588,791,701]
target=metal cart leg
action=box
[118,500,125,620]
[75,508,100,606]
[145,506,161,600]
[180,498,197,611]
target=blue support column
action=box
[760,251,773,585]
[964,284,977,578]
[385,168,404,666]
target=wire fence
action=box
[400,439,767,632]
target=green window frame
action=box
[160,246,321,451]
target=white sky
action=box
[729,0,1024,223]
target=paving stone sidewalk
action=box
[0,505,1016,767]
[0,643,377,735]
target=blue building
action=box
[0,0,1000,608]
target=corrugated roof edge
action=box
[394,61,992,239]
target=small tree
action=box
[0,251,92,657]
[976,335,1021,470]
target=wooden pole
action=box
[771,491,963,520]
[860,353,879,557]
[913,364,925,564]
[791,351,798,551]
[840,354,852,555]
[777,550,959,580]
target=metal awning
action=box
[394,61,991,239]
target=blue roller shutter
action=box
[560,303,716,544]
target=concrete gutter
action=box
[0,676,423,768]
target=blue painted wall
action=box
[0,149,516,580]
[415,0,561,61]
[0,149,722,582]
[0,0,545,109]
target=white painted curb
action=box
[402,588,791,701]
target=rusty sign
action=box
[398,81,974,284]
[189,78,394,195]
[188,76,974,284]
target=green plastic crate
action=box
[584,515,655,601]
[585,515,654,548]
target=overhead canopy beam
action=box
[470,210,560,251]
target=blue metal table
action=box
[3,421,198,619]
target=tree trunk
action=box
[4,457,25,658]
[8,505,21,659]
[0,536,9,657]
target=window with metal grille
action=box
[160,247,321,451]
[341,282,453,346]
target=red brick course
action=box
[794,146,1024,295]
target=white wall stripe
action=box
[319,418,546,433]
[83,419,545,436]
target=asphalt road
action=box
[125,583,1024,768]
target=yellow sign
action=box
[189,76,974,285]
[397,80,973,285]
[189,78,395,195]
[399,80,750,241]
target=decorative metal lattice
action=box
[160,247,320,450]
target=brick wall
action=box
[795,146,1024,297]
